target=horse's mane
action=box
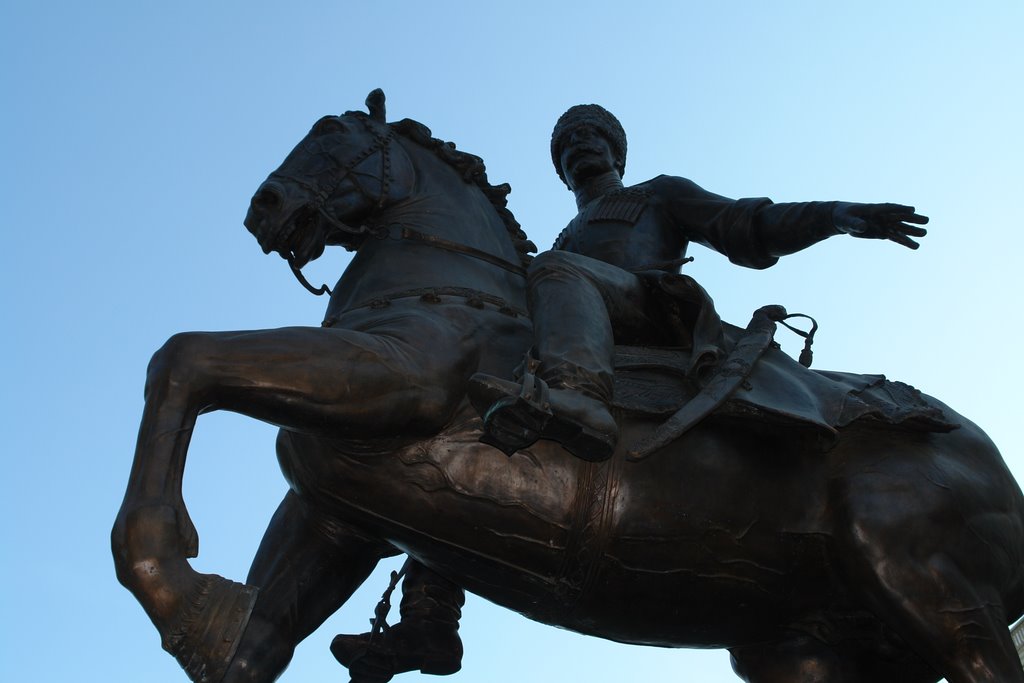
[388,117,536,267]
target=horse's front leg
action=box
[112,332,222,642]
[111,324,474,658]
[223,486,399,683]
[111,329,270,676]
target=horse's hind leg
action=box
[729,636,928,683]
[730,636,938,683]
[835,433,1024,683]
[222,489,397,683]
[730,637,846,682]
[842,551,1021,683]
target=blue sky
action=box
[3,2,1022,681]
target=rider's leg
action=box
[331,560,465,683]
[221,488,396,683]
[470,250,663,460]
[529,250,663,377]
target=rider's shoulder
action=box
[635,175,705,194]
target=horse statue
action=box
[112,90,1024,683]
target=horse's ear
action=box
[366,89,386,122]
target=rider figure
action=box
[468,103,928,460]
[332,103,928,681]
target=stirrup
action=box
[469,356,618,461]
[469,356,552,456]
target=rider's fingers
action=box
[888,230,921,249]
[873,202,916,215]
[872,204,929,225]
[897,224,928,237]
[891,212,929,225]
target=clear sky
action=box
[3,2,1022,681]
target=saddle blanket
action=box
[612,337,958,439]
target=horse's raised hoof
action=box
[468,373,617,461]
[164,574,259,683]
[331,622,463,683]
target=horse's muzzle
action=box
[244,179,301,255]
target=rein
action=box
[289,260,333,296]
[391,226,527,278]
[289,222,527,298]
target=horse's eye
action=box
[313,117,347,136]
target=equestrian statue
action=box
[112,90,1024,683]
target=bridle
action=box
[275,116,528,297]
[274,116,397,296]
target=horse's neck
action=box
[396,146,517,259]
[326,146,526,316]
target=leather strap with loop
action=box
[777,313,818,368]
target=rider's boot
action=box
[467,358,617,461]
[331,564,464,683]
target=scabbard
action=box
[627,305,787,461]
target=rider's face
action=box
[559,125,619,191]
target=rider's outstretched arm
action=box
[753,200,928,257]
[656,176,928,266]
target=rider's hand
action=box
[832,202,929,250]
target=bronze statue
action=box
[112,90,1024,683]
[331,103,937,681]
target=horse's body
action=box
[283,406,1024,673]
[112,92,1024,683]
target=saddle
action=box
[613,318,958,458]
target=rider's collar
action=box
[573,172,625,210]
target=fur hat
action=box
[550,104,627,186]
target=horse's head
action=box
[244,90,413,270]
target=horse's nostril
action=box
[253,184,283,210]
